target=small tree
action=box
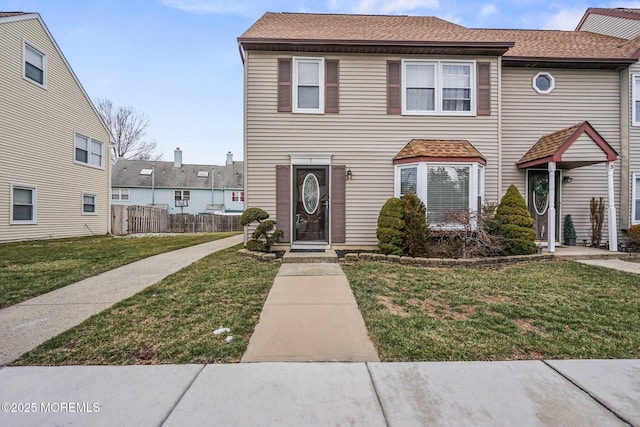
[240,208,283,252]
[563,215,577,246]
[590,197,605,247]
[403,192,430,257]
[495,185,537,255]
[377,197,405,255]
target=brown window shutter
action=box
[331,165,346,243]
[275,165,291,242]
[387,61,401,114]
[278,58,292,112]
[325,60,339,113]
[477,62,491,116]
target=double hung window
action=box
[23,42,46,87]
[75,133,104,168]
[11,184,37,224]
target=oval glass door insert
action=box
[302,173,320,214]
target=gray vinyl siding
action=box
[245,51,499,246]
[579,14,640,39]
[502,68,621,243]
[629,64,640,226]
[0,17,111,242]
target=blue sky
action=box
[4,0,640,165]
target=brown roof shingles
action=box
[517,123,584,165]
[0,12,26,18]
[239,12,637,61]
[394,139,486,163]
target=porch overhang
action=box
[393,139,486,165]
[516,121,618,170]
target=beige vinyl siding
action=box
[245,51,499,246]
[0,17,110,242]
[502,68,621,243]
[579,14,640,40]
[629,64,640,226]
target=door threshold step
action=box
[282,250,338,263]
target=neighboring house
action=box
[238,12,640,251]
[576,8,640,229]
[111,149,244,215]
[0,12,112,242]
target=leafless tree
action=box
[95,98,161,161]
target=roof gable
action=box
[517,122,618,169]
[576,8,640,31]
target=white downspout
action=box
[608,161,618,251]
[548,162,556,253]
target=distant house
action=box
[0,12,112,242]
[111,149,244,215]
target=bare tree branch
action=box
[96,98,161,161]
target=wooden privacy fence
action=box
[111,205,242,235]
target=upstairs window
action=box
[293,57,324,113]
[75,133,104,168]
[11,184,37,224]
[402,60,475,115]
[23,41,46,87]
[174,190,190,201]
[111,188,130,201]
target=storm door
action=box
[293,166,328,243]
[527,169,560,241]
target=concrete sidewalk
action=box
[242,262,379,362]
[0,360,638,426]
[0,234,243,365]
[575,258,640,275]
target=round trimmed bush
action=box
[495,185,536,255]
[377,197,405,256]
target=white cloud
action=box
[479,4,497,18]
[607,1,640,8]
[353,0,439,14]
[542,8,585,30]
[160,0,250,15]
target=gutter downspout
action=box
[151,164,155,205]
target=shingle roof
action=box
[394,139,486,163]
[517,123,584,166]
[239,12,636,64]
[111,159,244,189]
[0,12,27,18]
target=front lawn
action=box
[343,260,640,361]
[13,246,279,365]
[0,233,238,308]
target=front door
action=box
[293,166,328,243]
[527,169,560,241]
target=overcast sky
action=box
[5,0,640,165]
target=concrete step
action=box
[282,250,338,263]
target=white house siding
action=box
[579,14,640,39]
[245,51,500,246]
[113,188,243,215]
[501,68,621,243]
[0,17,111,242]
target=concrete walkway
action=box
[0,234,243,365]
[242,262,379,362]
[575,258,640,275]
[0,359,638,426]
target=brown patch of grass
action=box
[377,295,409,317]
[407,297,475,320]
[514,319,548,337]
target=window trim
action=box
[633,172,640,225]
[174,190,191,201]
[82,193,98,215]
[74,132,105,169]
[10,184,37,224]
[401,59,476,116]
[292,57,325,114]
[232,191,245,202]
[632,74,640,127]
[533,71,555,95]
[111,188,130,201]
[22,40,47,89]
[394,161,484,228]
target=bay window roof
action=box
[393,139,486,165]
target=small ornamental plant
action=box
[240,207,283,252]
[495,185,537,255]
[376,197,406,256]
[563,215,577,246]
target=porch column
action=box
[608,161,618,252]
[548,162,556,253]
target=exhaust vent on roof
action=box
[197,171,209,177]
[139,169,153,176]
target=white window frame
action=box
[82,193,98,215]
[74,133,104,169]
[401,59,476,116]
[10,184,37,224]
[292,57,325,114]
[111,188,130,201]
[532,72,555,95]
[23,40,47,88]
[396,164,419,197]
[394,161,484,229]
[632,74,640,126]
[174,190,190,201]
[632,172,640,225]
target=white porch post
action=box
[608,161,618,252]
[548,162,556,253]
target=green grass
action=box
[343,260,640,361]
[0,233,238,308]
[13,246,279,365]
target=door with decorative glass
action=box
[293,167,328,243]
[527,169,560,241]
